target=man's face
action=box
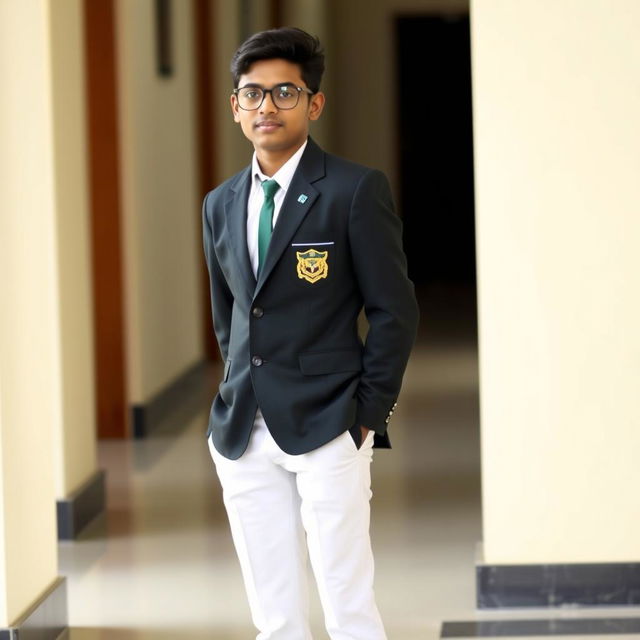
[231,58,324,157]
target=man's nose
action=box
[259,91,278,113]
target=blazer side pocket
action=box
[223,358,231,382]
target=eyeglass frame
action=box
[232,83,315,111]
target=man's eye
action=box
[278,88,296,99]
[243,90,261,100]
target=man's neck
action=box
[255,140,307,177]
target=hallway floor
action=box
[59,285,640,639]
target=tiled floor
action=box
[58,285,640,639]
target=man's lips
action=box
[255,120,283,131]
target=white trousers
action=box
[208,414,387,640]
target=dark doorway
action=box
[396,13,476,343]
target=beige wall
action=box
[282,0,332,149]
[0,0,60,625]
[471,0,640,564]
[50,0,98,497]
[116,0,204,404]
[329,0,468,197]
[212,0,333,188]
[213,0,249,183]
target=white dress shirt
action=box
[246,139,308,278]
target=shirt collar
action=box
[251,139,308,192]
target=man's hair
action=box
[230,27,325,93]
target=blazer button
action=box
[251,356,263,367]
[252,307,264,318]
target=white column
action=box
[49,0,99,508]
[0,0,100,625]
[471,0,640,564]
[0,0,60,625]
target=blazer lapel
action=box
[255,139,326,297]
[224,167,256,295]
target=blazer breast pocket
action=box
[291,242,334,285]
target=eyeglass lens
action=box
[237,84,300,110]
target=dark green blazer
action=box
[202,138,419,460]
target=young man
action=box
[202,27,419,640]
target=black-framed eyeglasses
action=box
[233,83,314,111]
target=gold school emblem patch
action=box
[296,248,329,283]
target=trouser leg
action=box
[288,430,388,640]
[208,420,312,640]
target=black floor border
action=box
[57,469,106,540]
[441,617,640,637]
[477,562,640,608]
[0,577,67,639]
[131,359,214,439]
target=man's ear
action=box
[308,92,325,122]
[230,94,241,123]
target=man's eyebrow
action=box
[238,81,297,88]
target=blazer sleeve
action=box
[348,169,420,435]
[202,190,233,361]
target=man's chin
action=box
[254,139,292,153]
[252,135,307,155]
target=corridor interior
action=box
[58,284,639,639]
